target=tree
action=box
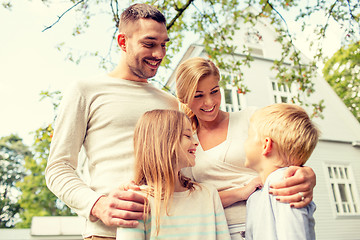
[3,0,359,116]
[0,134,32,228]
[323,41,360,122]
[15,91,75,228]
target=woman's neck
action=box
[198,110,228,131]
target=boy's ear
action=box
[262,137,273,156]
[117,33,126,52]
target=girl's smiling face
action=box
[178,119,198,169]
[188,74,221,123]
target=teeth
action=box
[145,60,159,66]
[202,106,215,112]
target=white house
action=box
[165,12,360,240]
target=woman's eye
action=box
[194,94,203,98]
[211,89,219,94]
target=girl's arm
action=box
[219,177,262,208]
[269,166,316,208]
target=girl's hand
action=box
[243,176,263,199]
[269,166,316,208]
[219,177,262,208]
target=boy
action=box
[244,103,319,240]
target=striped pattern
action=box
[117,184,231,240]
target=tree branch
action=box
[42,0,85,32]
[110,0,120,28]
[166,0,194,30]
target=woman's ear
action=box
[262,137,273,156]
[117,33,126,52]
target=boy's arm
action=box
[274,199,316,240]
[219,177,262,207]
[269,166,316,208]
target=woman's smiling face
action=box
[188,74,221,123]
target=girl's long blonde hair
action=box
[133,109,196,235]
[175,57,220,130]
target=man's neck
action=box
[108,62,148,83]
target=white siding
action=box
[307,141,360,240]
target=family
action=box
[45,3,318,240]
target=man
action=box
[45,4,178,239]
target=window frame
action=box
[269,78,297,104]
[219,73,247,112]
[323,163,360,218]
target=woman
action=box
[175,57,316,240]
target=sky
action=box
[0,0,344,146]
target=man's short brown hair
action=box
[119,3,166,32]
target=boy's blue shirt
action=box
[246,167,316,240]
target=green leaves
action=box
[0,134,31,228]
[323,41,360,122]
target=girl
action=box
[175,57,317,240]
[116,109,231,240]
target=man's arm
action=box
[45,82,145,227]
[269,166,316,208]
[91,183,146,227]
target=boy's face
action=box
[244,122,263,171]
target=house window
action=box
[220,73,246,112]
[270,79,295,104]
[325,164,360,216]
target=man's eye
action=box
[144,43,154,48]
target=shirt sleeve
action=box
[45,81,103,220]
[211,186,231,240]
[272,196,316,240]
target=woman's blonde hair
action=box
[176,57,220,130]
[133,109,196,235]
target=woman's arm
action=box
[269,166,316,208]
[219,177,262,208]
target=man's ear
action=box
[262,137,273,156]
[117,33,126,52]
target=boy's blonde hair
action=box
[251,103,320,166]
[133,109,196,235]
[176,57,220,130]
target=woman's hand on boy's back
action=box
[269,166,316,208]
[90,181,146,228]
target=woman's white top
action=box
[189,107,258,226]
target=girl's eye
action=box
[194,94,203,98]
[211,89,219,94]
[184,134,191,139]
